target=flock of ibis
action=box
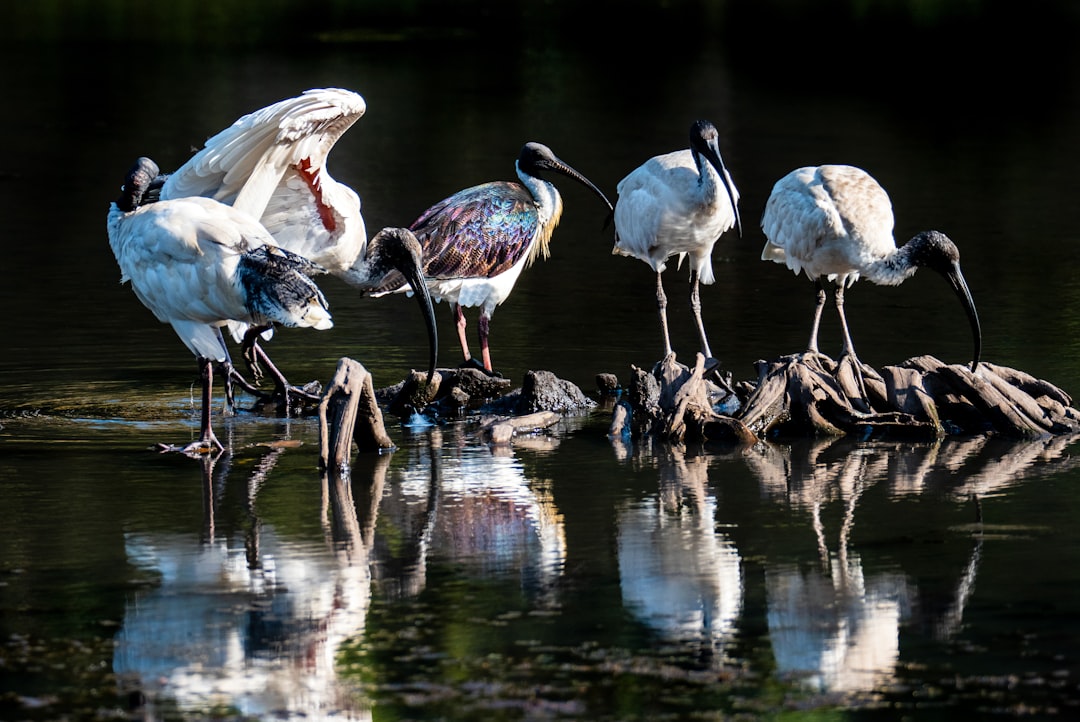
[107,87,985,454]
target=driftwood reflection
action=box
[613,441,744,665]
[115,444,376,721]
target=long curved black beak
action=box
[551,160,614,213]
[701,137,742,238]
[374,227,438,381]
[400,250,439,382]
[946,261,982,372]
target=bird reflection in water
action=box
[613,441,744,666]
[374,425,567,604]
[743,433,1080,695]
[749,440,912,694]
[114,442,377,721]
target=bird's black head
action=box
[689,120,742,237]
[908,230,961,273]
[690,119,718,145]
[517,142,613,213]
[368,227,439,382]
[117,157,160,211]
[909,230,982,371]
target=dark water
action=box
[5,3,1080,719]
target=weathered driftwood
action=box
[736,353,1080,440]
[381,367,512,418]
[480,411,562,445]
[319,358,395,471]
[381,367,594,420]
[611,353,757,446]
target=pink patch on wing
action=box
[297,158,337,232]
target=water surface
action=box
[4,3,1080,719]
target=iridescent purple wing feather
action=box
[411,181,539,280]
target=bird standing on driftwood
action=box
[760,164,981,381]
[613,119,742,365]
[375,141,613,374]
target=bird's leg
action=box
[241,327,267,385]
[834,283,870,406]
[792,280,832,374]
[224,362,264,399]
[454,304,473,365]
[251,342,323,413]
[656,271,674,359]
[240,325,321,415]
[212,345,243,414]
[835,283,858,361]
[219,359,237,413]
[806,279,827,356]
[173,356,224,456]
[478,312,493,372]
[688,269,731,395]
[688,269,714,360]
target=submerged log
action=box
[319,358,395,472]
[481,411,562,445]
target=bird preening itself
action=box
[375,141,614,374]
[156,88,438,390]
[108,156,333,454]
[613,119,742,365]
[759,164,982,386]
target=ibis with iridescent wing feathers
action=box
[613,119,742,363]
[108,157,333,454]
[760,164,981,375]
[158,88,439,386]
[376,141,613,373]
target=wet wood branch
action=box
[613,353,757,445]
[319,358,395,472]
[481,411,562,445]
[736,353,1080,440]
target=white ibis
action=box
[157,88,439,384]
[760,164,982,373]
[613,119,742,362]
[108,157,333,454]
[376,141,613,373]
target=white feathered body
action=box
[613,148,740,285]
[107,196,332,363]
[760,165,904,288]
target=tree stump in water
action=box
[612,351,1080,444]
[319,358,395,472]
[610,353,757,445]
[736,353,1080,440]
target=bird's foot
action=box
[283,380,323,405]
[227,364,265,397]
[457,357,504,378]
[835,353,872,413]
[253,380,323,417]
[242,344,265,385]
[791,349,836,374]
[156,437,224,457]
